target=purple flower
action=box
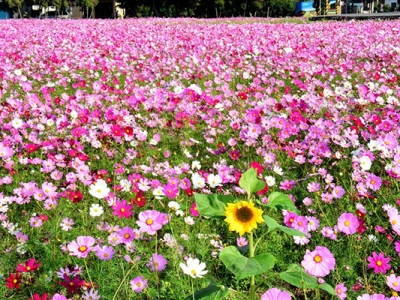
[279,180,296,191]
[95,245,115,261]
[130,275,148,293]
[118,226,135,244]
[146,253,167,272]
[301,246,335,277]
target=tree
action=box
[4,0,24,17]
[76,0,98,18]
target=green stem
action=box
[191,279,195,300]
[83,258,93,287]
[249,231,255,300]
[112,263,136,300]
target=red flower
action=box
[238,92,247,100]
[124,126,133,136]
[16,258,41,273]
[5,272,22,289]
[132,193,147,208]
[68,190,83,204]
[184,188,194,197]
[255,182,269,196]
[59,274,85,294]
[250,162,263,176]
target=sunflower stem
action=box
[249,231,255,300]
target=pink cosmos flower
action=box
[146,253,167,272]
[130,276,148,293]
[237,237,248,247]
[337,212,359,235]
[301,246,335,277]
[118,226,134,244]
[386,273,400,291]
[95,245,115,261]
[335,283,347,299]
[136,210,163,235]
[67,236,96,258]
[261,288,291,300]
[367,252,391,274]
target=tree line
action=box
[119,0,297,18]
[0,0,297,18]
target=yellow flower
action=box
[224,201,264,236]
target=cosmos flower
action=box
[136,210,163,235]
[337,212,359,235]
[301,246,335,277]
[67,236,96,258]
[367,252,391,274]
[130,276,148,293]
[261,288,292,300]
[15,258,40,272]
[180,257,208,278]
[146,253,167,272]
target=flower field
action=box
[0,18,400,299]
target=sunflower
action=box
[224,201,264,236]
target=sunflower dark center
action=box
[236,207,253,222]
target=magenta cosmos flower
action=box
[261,288,291,300]
[367,252,391,274]
[130,275,148,293]
[301,246,335,277]
[136,210,163,235]
[67,236,96,258]
[337,212,359,235]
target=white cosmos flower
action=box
[168,201,180,211]
[180,258,208,279]
[89,204,104,217]
[11,118,24,129]
[207,174,222,188]
[191,160,201,170]
[184,216,195,225]
[120,179,131,192]
[273,165,284,176]
[192,173,205,189]
[359,156,372,171]
[89,179,110,199]
[153,186,165,199]
[265,176,276,187]
[368,140,380,152]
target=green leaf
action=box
[266,192,300,214]
[264,215,305,237]
[279,264,318,289]
[318,283,336,295]
[187,282,230,300]
[239,168,266,197]
[219,246,275,280]
[194,193,234,219]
